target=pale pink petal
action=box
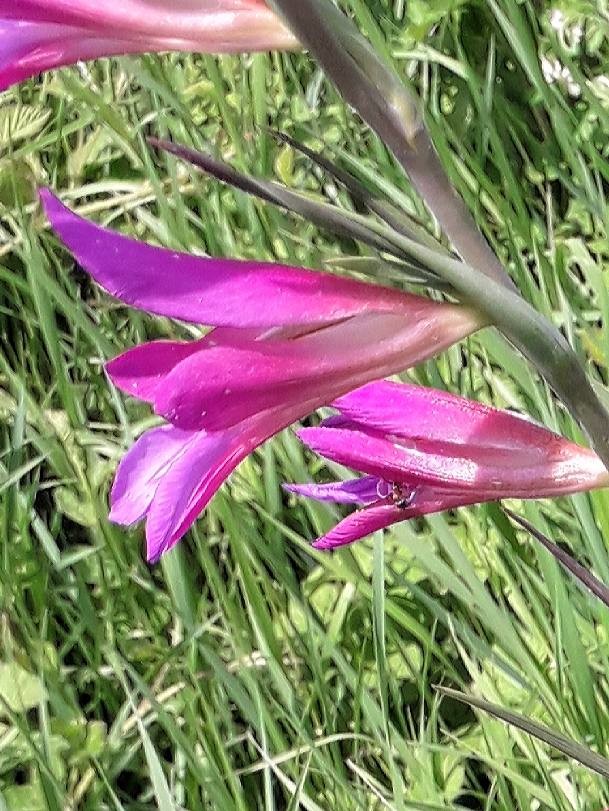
[109,424,197,525]
[41,190,419,328]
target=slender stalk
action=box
[267,0,515,291]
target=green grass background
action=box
[2,0,609,807]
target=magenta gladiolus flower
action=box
[40,189,483,561]
[0,0,297,91]
[290,380,609,549]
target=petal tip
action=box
[38,186,54,213]
[145,531,166,564]
[39,188,69,228]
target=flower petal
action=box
[109,424,196,525]
[143,409,289,561]
[333,380,560,451]
[106,339,206,402]
[311,503,404,549]
[310,489,476,549]
[41,190,417,328]
[1,1,297,90]
[153,309,479,430]
[284,475,382,505]
[297,424,608,498]
[106,327,266,403]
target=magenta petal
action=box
[284,476,382,505]
[297,423,608,498]
[297,425,479,489]
[0,18,215,91]
[1,1,297,90]
[333,380,561,452]
[0,20,93,90]
[312,504,405,550]
[106,339,206,402]
[153,341,340,429]
[144,430,236,562]
[109,424,196,526]
[41,190,416,328]
[153,310,480,431]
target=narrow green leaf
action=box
[436,686,609,780]
[149,137,421,261]
[271,129,447,251]
[505,508,609,610]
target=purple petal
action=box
[143,409,289,561]
[311,489,478,550]
[1,1,297,91]
[312,504,405,549]
[284,476,382,505]
[41,190,418,328]
[109,424,197,525]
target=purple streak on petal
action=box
[40,190,420,328]
[109,424,196,525]
[284,476,382,505]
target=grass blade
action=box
[436,686,609,780]
[505,508,609,610]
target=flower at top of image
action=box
[0,0,297,90]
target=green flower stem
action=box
[268,0,515,291]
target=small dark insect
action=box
[390,482,414,510]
